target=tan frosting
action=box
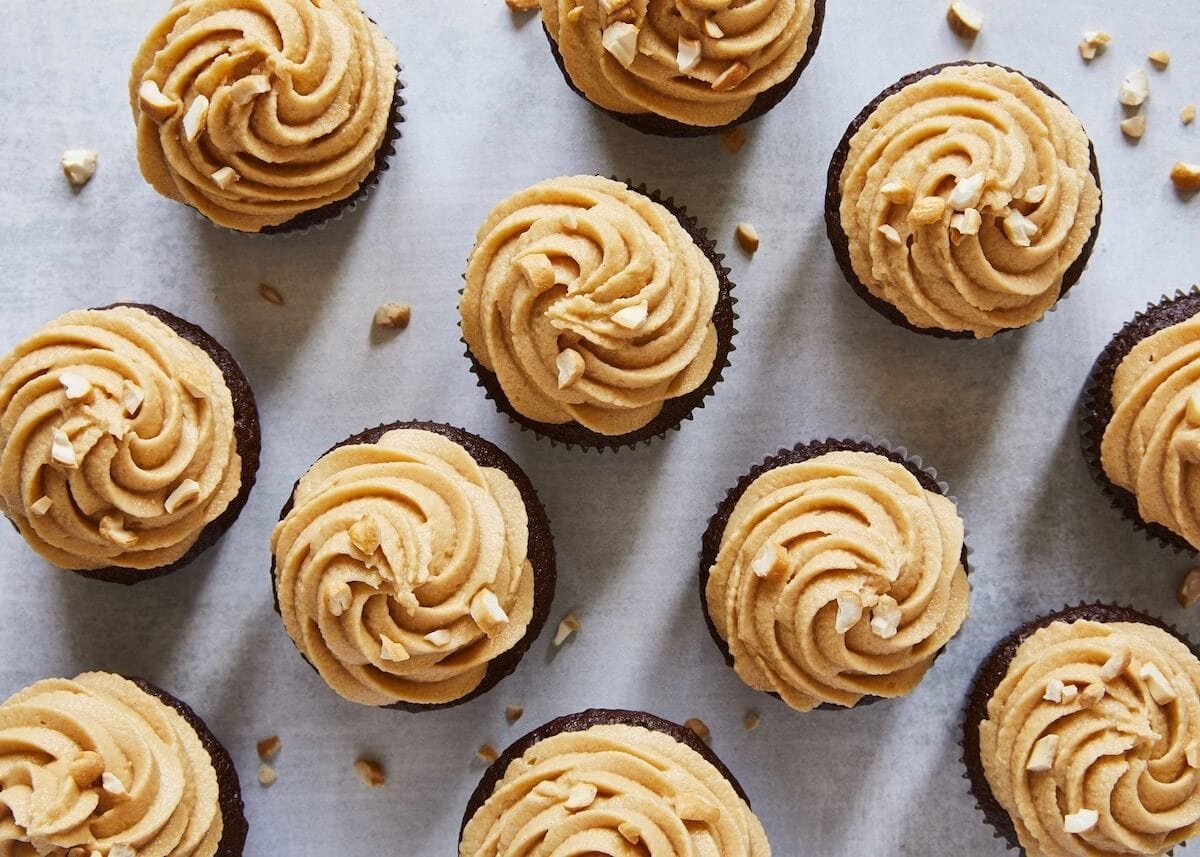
[705,450,969,711]
[271,428,535,707]
[1101,314,1200,549]
[130,0,398,232]
[542,0,816,127]
[979,620,1200,857]
[0,307,242,572]
[459,723,771,856]
[839,64,1101,338]
[0,672,223,857]
[461,175,719,437]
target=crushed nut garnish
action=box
[1119,69,1150,108]
[1024,185,1048,204]
[1148,50,1170,69]
[743,711,761,733]
[556,348,585,389]
[164,479,201,514]
[99,514,138,548]
[618,822,642,844]
[59,372,93,402]
[354,758,386,788]
[711,61,750,92]
[1003,210,1038,247]
[1120,114,1146,140]
[470,588,510,638]
[908,196,946,226]
[881,180,913,205]
[720,127,746,154]
[735,222,760,254]
[424,629,452,648]
[182,95,210,142]
[1178,567,1200,607]
[380,636,410,663]
[612,301,649,330]
[948,173,985,210]
[1078,31,1111,62]
[1026,734,1058,772]
[675,793,721,823]
[62,150,98,188]
[505,705,524,724]
[950,208,982,240]
[101,772,127,796]
[1099,648,1131,681]
[566,5,583,24]
[349,515,380,555]
[476,744,499,764]
[834,591,863,634]
[122,381,145,416]
[602,22,640,68]
[257,736,281,760]
[1078,683,1106,708]
[684,717,711,742]
[50,429,77,468]
[877,224,903,246]
[258,283,285,305]
[29,496,53,517]
[565,783,598,809]
[869,594,902,639]
[110,846,136,857]
[68,752,103,786]
[1183,105,1197,126]
[750,542,787,579]
[211,166,239,190]
[1064,808,1099,835]
[677,36,702,74]
[553,612,581,647]
[139,80,179,122]
[946,2,983,39]
[505,0,540,10]
[231,75,271,104]
[1139,662,1178,704]
[703,18,724,38]
[258,763,277,786]
[1171,162,1200,192]
[373,302,411,330]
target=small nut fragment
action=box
[719,127,746,154]
[948,173,986,210]
[1043,679,1066,703]
[684,718,711,742]
[349,515,380,555]
[602,22,640,69]
[618,821,641,844]
[59,372,93,402]
[257,736,281,760]
[750,542,787,579]
[1078,683,1106,708]
[470,588,510,638]
[354,758,386,788]
[373,302,411,330]
[834,591,864,634]
[1177,567,1200,608]
[1026,734,1059,772]
[122,381,145,416]
[703,17,724,38]
[711,61,750,92]
[1099,648,1131,681]
[138,80,179,122]
[877,224,903,246]
[946,2,983,39]
[612,301,649,330]
[1171,162,1200,192]
[1061,684,1079,704]
[908,196,947,226]
[566,5,583,24]
[506,0,539,8]
[230,74,271,105]
[164,479,201,514]
[1120,114,1146,140]
[1024,185,1048,204]
[380,636,410,663]
[258,283,285,305]
[99,514,138,548]
[68,751,104,786]
[211,166,240,189]
[182,95,210,142]
[677,36,702,74]
[62,150,98,188]
[880,180,913,205]
[1064,808,1099,835]
[328,582,353,617]
[1183,105,1196,126]
[553,613,580,647]
[565,783,598,809]
[556,348,585,389]
[743,710,761,733]
[1187,741,1200,769]
[950,208,982,239]
[29,496,53,517]
[50,429,77,468]
[1003,210,1038,247]
[476,744,499,764]
[675,793,721,824]
[258,763,277,786]
[1139,662,1178,705]
[1119,69,1150,108]
[869,595,902,640]
[533,781,567,800]
[1078,31,1112,62]
[1148,50,1171,69]
[424,629,452,648]
[110,846,136,857]
[101,772,127,796]
[735,222,759,254]
[505,705,524,724]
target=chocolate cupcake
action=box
[964,605,1200,856]
[0,304,260,585]
[1082,289,1200,554]
[130,0,403,234]
[270,421,556,711]
[826,61,1102,339]
[700,439,970,711]
[460,175,736,451]
[539,0,825,137]
[0,671,247,856]
[460,708,770,856]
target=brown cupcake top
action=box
[541,0,817,128]
[838,63,1100,338]
[271,428,536,707]
[0,307,243,572]
[461,176,719,438]
[459,722,770,857]
[704,450,968,711]
[130,0,398,232]
[1101,312,1200,551]
[979,619,1200,856]
[0,672,224,857]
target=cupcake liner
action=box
[960,603,1200,853]
[1080,288,1200,555]
[270,420,557,713]
[462,178,738,452]
[458,708,756,842]
[824,60,1103,340]
[541,0,826,138]
[697,436,971,711]
[59,303,262,586]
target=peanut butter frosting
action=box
[979,620,1200,857]
[705,450,969,711]
[0,672,223,857]
[461,176,720,437]
[459,723,770,857]
[1101,313,1200,550]
[541,0,817,127]
[0,307,243,572]
[130,0,398,232]
[838,63,1101,338]
[271,428,536,707]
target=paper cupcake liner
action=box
[1079,288,1200,555]
[697,436,972,712]
[824,60,1103,340]
[960,603,1200,854]
[458,708,757,843]
[541,0,826,138]
[462,178,738,453]
[269,420,557,713]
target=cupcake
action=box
[1082,289,1200,553]
[130,0,403,234]
[700,439,970,711]
[964,605,1200,855]
[0,671,247,856]
[539,0,825,137]
[459,709,770,856]
[0,304,261,584]
[826,61,1102,339]
[460,175,735,450]
[270,421,556,711]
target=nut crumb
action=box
[354,758,386,788]
[101,772,127,796]
[677,36,702,74]
[553,613,581,647]
[1078,31,1111,62]
[182,95,210,142]
[618,822,642,844]
[743,711,761,733]
[612,301,649,330]
[505,0,539,9]
[565,783,598,810]
[1183,105,1197,126]
[258,763,277,786]
[138,80,179,122]
[711,61,750,92]
[1099,648,1131,681]
[735,222,759,254]
[602,22,640,69]
[1171,162,1200,192]
[476,744,499,764]
[556,348,586,389]
[1026,734,1058,772]
[109,846,136,857]
[1064,808,1099,835]
[1148,50,1170,69]
[62,150,98,188]
[1178,567,1200,607]
[1078,683,1106,708]
[1139,661,1178,705]
[877,224,903,246]
[684,717,711,743]
[258,283,285,305]
[908,196,946,227]
[1119,69,1150,108]
[29,496,53,517]
[719,127,746,154]
[869,594,902,639]
[881,181,913,205]
[424,629,452,648]
[373,302,411,330]
[946,2,982,39]
[211,166,239,189]
[1120,114,1147,140]
[257,736,281,760]
[505,705,524,724]
[834,591,863,634]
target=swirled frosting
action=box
[461,176,719,437]
[459,723,770,857]
[979,620,1200,856]
[542,0,816,127]
[271,428,536,706]
[838,63,1101,338]
[0,672,223,857]
[0,307,243,572]
[130,0,398,232]
[705,450,969,711]
[1101,313,1200,550]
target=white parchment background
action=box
[2,1,1199,854]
